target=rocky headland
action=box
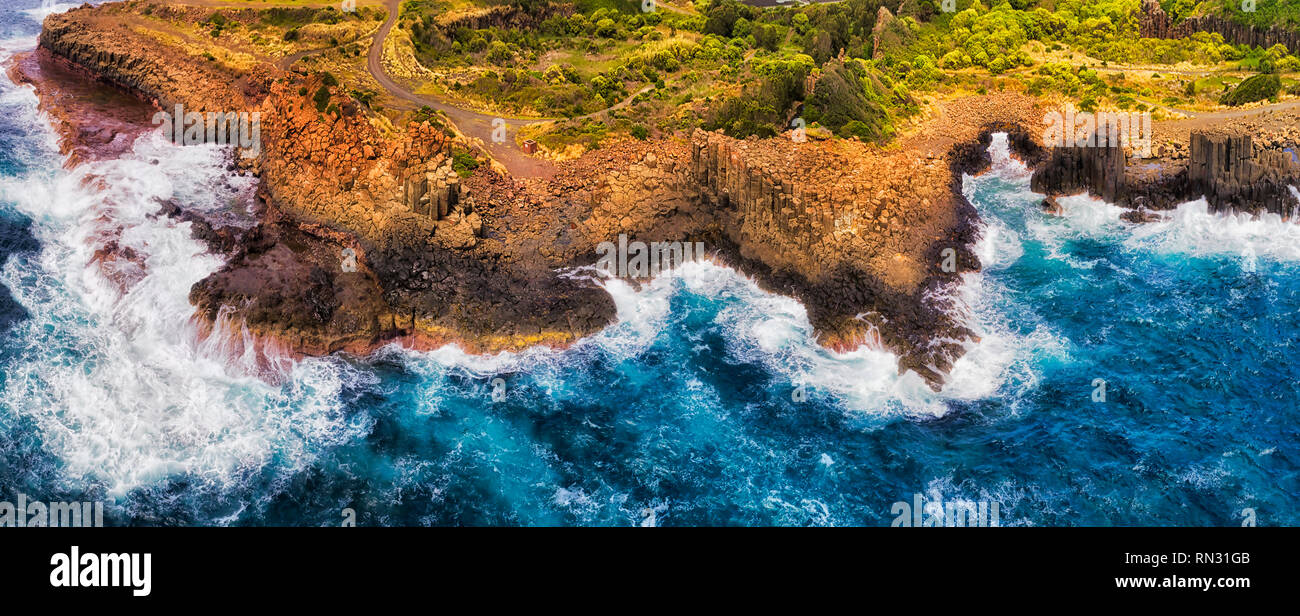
[17,2,1299,391]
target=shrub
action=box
[1220,74,1281,106]
[313,86,331,112]
[452,150,480,178]
[486,41,513,65]
[705,60,809,138]
[803,60,895,143]
[630,124,649,140]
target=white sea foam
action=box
[1124,198,1300,263]
[0,111,360,499]
[0,35,39,60]
[975,217,1024,271]
[394,134,1056,419]
[390,257,1028,420]
[979,134,1030,179]
[18,2,84,22]
[622,260,1038,419]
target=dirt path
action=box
[362,0,661,177]
[1157,98,1300,119]
[365,0,557,177]
[182,0,663,176]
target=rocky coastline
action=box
[1030,122,1300,217]
[18,2,1299,392]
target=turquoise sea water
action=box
[1,2,1297,526]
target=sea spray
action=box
[0,110,361,500]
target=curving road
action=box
[366,0,556,177]
[361,0,662,177]
[262,0,666,176]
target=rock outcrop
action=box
[38,8,262,114]
[1032,125,1300,215]
[1030,135,1128,205]
[1188,132,1300,214]
[1139,0,1300,52]
[684,129,983,387]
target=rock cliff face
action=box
[682,131,981,387]
[38,9,262,113]
[434,3,571,31]
[1030,136,1128,205]
[1187,132,1300,214]
[1139,0,1300,52]
[446,123,991,390]
[1031,127,1300,215]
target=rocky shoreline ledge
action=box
[1030,105,1300,218]
[19,3,1298,391]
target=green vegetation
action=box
[1199,0,1300,30]
[705,55,813,138]
[451,149,481,178]
[803,59,899,142]
[201,12,231,38]
[392,0,1300,146]
[1220,73,1281,105]
[410,105,444,125]
[313,85,331,112]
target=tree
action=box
[704,0,750,37]
[487,41,513,65]
[754,24,782,52]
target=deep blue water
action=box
[0,1,1297,526]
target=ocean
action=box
[1,1,1296,526]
